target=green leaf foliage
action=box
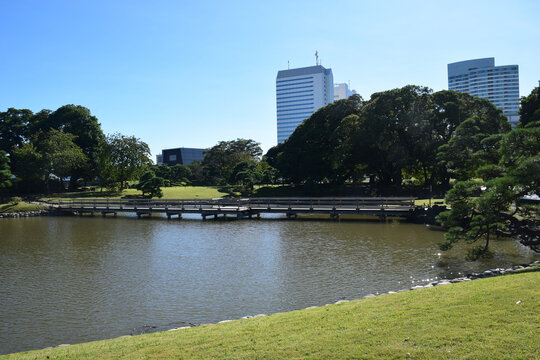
[0,150,12,190]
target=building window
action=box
[169,154,177,161]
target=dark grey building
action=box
[161,147,205,166]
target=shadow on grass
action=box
[0,203,16,211]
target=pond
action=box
[0,215,536,354]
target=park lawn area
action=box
[4,268,539,360]
[0,201,44,213]
[40,186,230,201]
[414,198,446,207]
[124,186,228,199]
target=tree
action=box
[10,142,44,192]
[38,130,87,193]
[38,105,105,187]
[0,108,34,154]
[0,150,12,191]
[436,97,510,182]
[268,95,364,184]
[103,133,151,190]
[136,170,164,198]
[438,124,540,258]
[10,130,87,193]
[354,86,430,188]
[170,164,192,184]
[202,139,262,184]
[229,161,261,191]
[519,86,540,128]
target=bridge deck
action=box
[46,197,417,220]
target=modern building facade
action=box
[334,83,357,101]
[276,65,334,143]
[161,147,205,166]
[448,58,519,123]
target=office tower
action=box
[276,65,334,143]
[334,83,357,101]
[448,58,519,124]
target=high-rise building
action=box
[276,65,334,143]
[448,58,519,124]
[334,83,357,101]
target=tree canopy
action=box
[266,87,509,191]
[437,87,540,257]
[202,138,262,185]
[102,133,152,190]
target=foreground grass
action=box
[4,268,539,359]
[0,201,44,213]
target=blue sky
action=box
[1,0,539,159]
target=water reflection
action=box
[0,215,536,354]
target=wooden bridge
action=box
[45,197,418,221]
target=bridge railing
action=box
[46,197,416,211]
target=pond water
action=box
[0,214,536,354]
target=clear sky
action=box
[1,0,539,159]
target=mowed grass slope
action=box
[4,269,539,359]
[0,201,44,213]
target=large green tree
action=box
[37,105,105,186]
[438,88,540,258]
[102,133,151,190]
[10,130,87,193]
[38,130,88,193]
[202,139,262,184]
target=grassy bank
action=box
[0,201,44,213]
[4,268,539,359]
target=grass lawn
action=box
[0,201,44,213]
[414,198,446,207]
[4,268,539,359]
[40,186,230,201]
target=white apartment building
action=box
[276,65,334,143]
[448,58,519,124]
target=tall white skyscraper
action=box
[334,83,357,101]
[276,65,334,143]
[448,58,519,124]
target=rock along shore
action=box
[0,209,53,218]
